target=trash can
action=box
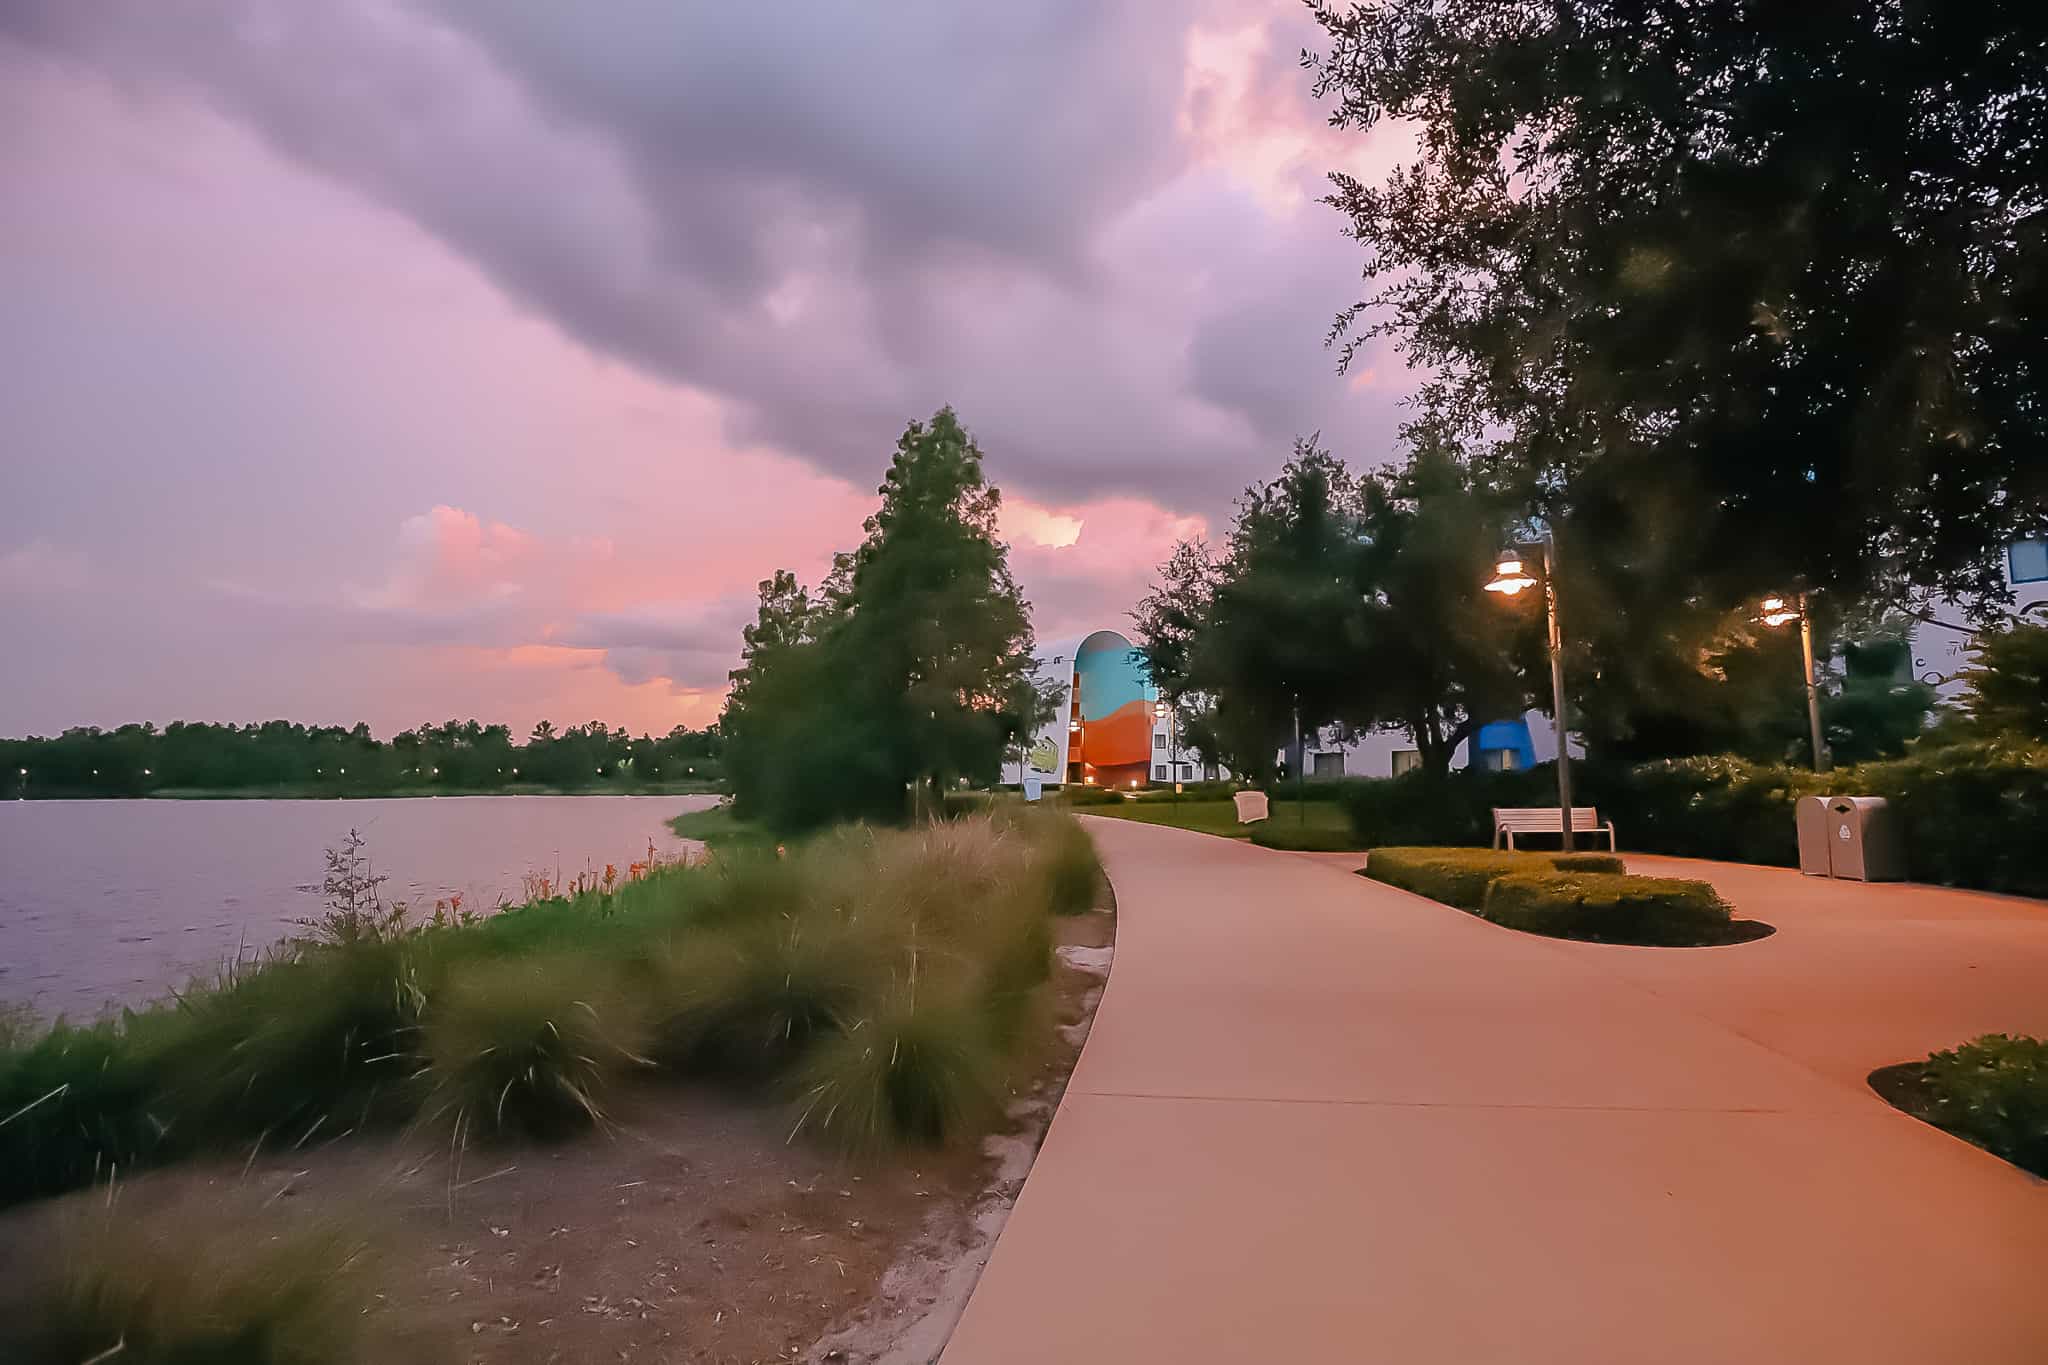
[1826,796,1903,882]
[1795,795,1833,876]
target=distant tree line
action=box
[0,719,724,798]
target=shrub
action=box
[1,810,1086,1206]
[788,993,1003,1151]
[0,1018,175,1206]
[163,940,426,1146]
[1061,785,1125,806]
[1341,768,1555,847]
[1026,810,1103,914]
[421,954,650,1141]
[3,1207,391,1365]
[1249,822,1365,852]
[1903,1034,2048,1176]
[1340,743,2048,898]
[1364,847,1624,911]
[1481,871,1732,945]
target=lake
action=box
[0,795,717,1020]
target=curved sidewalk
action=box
[940,820,2048,1364]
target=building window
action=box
[1153,764,1169,781]
[2012,539,2048,585]
[1177,762,1194,780]
[1391,749,1422,777]
[1479,747,1520,772]
[1153,732,1166,749]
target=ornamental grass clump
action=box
[3,1204,394,1365]
[421,954,650,1142]
[789,992,1004,1151]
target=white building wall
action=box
[1908,539,2048,702]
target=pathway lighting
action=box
[1483,553,1538,597]
[1484,533,1577,850]
[1759,592,1829,771]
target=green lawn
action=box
[1081,797,1359,846]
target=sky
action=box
[0,0,1418,739]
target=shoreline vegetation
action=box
[0,806,1102,1206]
[0,807,1115,1361]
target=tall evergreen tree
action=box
[721,408,1052,830]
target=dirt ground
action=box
[0,892,1115,1365]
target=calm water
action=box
[0,795,716,1019]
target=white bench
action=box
[1491,806,1616,851]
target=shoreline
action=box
[4,784,725,802]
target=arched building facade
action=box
[1008,629,1166,790]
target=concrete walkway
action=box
[940,821,2048,1364]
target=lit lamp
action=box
[1484,535,1576,851]
[1759,592,1829,771]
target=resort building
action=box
[1909,538,2048,700]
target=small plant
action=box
[296,829,412,948]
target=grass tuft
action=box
[789,993,1003,1151]
[3,1205,392,1365]
[422,955,649,1142]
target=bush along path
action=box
[1870,1034,2048,1179]
[0,807,1104,1209]
[1363,847,1774,946]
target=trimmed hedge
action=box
[1482,870,1731,945]
[1340,740,2048,898]
[1249,822,1366,852]
[1365,847,1625,910]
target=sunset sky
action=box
[1,2,1417,738]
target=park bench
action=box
[1491,806,1617,851]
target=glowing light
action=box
[1484,552,1537,596]
[1760,596,1799,627]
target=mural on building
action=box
[1007,628,1155,789]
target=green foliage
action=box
[722,408,1054,832]
[790,994,1003,1152]
[1341,769,1555,849]
[1133,437,1538,782]
[3,1209,392,1365]
[1343,744,2048,898]
[1307,2,2048,619]
[1247,821,1366,852]
[1363,847,1622,911]
[1959,622,2048,744]
[0,1019,174,1204]
[422,955,649,1141]
[0,811,1092,1207]
[1480,871,1732,945]
[1060,785,1127,806]
[0,717,724,797]
[1906,1035,2048,1177]
[1031,811,1104,915]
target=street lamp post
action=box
[1761,593,1829,772]
[1485,535,1575,852]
